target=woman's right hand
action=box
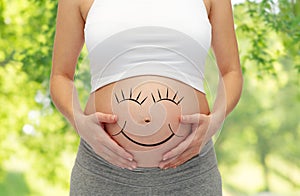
[74,112,137,170]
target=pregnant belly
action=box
[84,75,209,167]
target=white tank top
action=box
[84,0,212,93]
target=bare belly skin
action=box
[84,75,210,167]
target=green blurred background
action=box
[0,0,299,195]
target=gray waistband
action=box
[74,138,217,187]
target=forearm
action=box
[212,68,243,118]
[223,69,243,116]
[50,74,83,129]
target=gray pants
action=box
[70,139,222,196]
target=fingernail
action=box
[127,167,133,170]
[162,156,168,161]
[128,157,133,161]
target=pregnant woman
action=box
[50,0,243,195]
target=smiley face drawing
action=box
[113,87,184,147]
[107,78,199,167]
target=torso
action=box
[84,75,210,167]
[80,0,212,167]
[80,0,211,23]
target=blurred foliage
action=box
[0,0,299,195]
[216,0,300,193]
[0,0,78,194]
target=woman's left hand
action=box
[158,113,223,169]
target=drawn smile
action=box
[112,121,183,147]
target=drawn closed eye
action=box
[115,88,148,105]
[151,88,184,105]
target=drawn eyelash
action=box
[115,88,148,105]
[151,88,184,105]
